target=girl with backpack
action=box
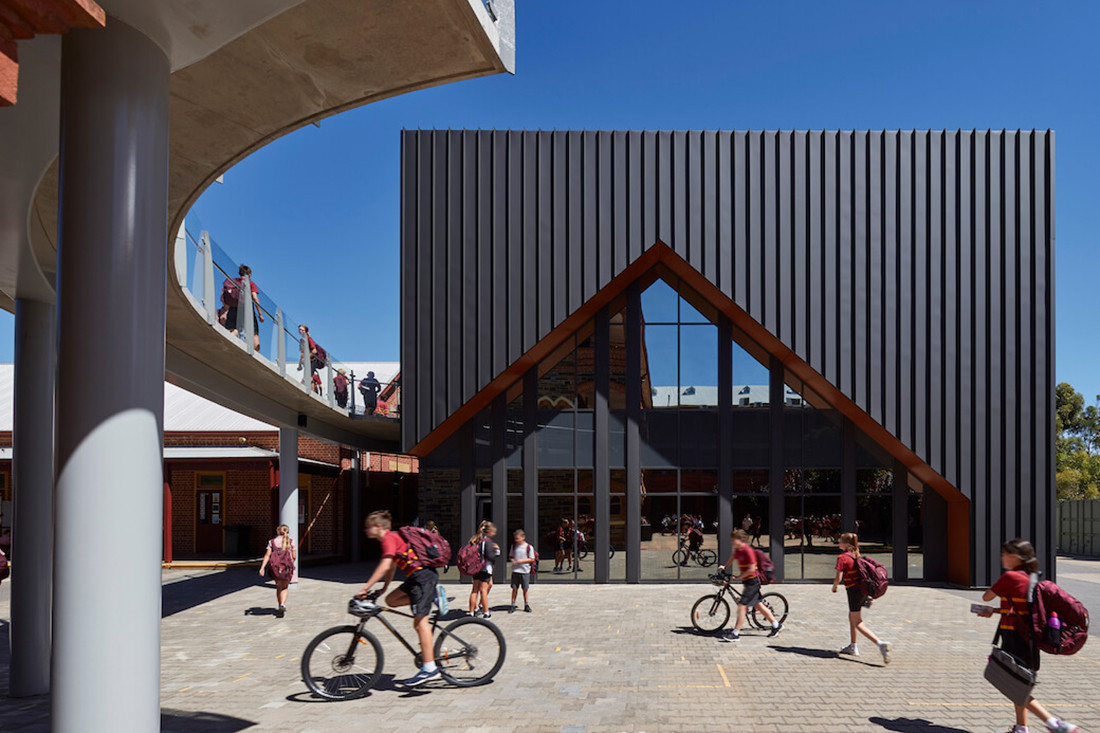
[466,521,499,618]
[976,538,1078,733]
[831,532,891,664]
[258,524,296,618]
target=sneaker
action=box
[838,643,859,656]
[722,630,740,642]
[524,604,532,613]
[473,610,484,618]
[276,605,286,618]
[1047,720,1079,733]
[482,611,492,619]
[878,641,891,664]
[767,622,783,638]
[397,667,440,688]
[509,605,516,614]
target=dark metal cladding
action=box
[400,129,1056,586]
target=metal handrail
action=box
[174,215,400,419]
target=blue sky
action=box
[3,1,1098,399]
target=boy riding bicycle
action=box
[357,510,440,688]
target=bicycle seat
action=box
[348,597,381,617]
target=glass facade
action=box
[430,275,931,583]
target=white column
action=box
[9,298,55,696]
[52,18,169,732]
[279,427,300,576]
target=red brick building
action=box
[0,364,418,562]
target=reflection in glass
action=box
[641,277,678,324]
[857,495,892,576]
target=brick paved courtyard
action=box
[1,558,1098,732]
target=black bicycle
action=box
[672,538,717,567]
[301,593,506,700]
[690,573,789,634]
[575,535,615,561]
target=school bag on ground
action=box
[753,548,775,584]
[855,555,889,599]
[1027,572,1089,655]
[456,542,485,576]
[397,526,452,570]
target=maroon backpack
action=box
[1028,574,1089,655]
[396,526,451,570]
[753,548,776,585]
[457,542,485,576]
[221,277,241,307]
[855,555,889,599]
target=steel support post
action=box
[201,231,215,325]
[10,298,55,697]
[460,424,476,585]
[625,283,642,583]
[522,368,538,559]
[593,306,611,583]
[279,427,300,581]
[52,18,169,731]
[276,308,286,375]
[842,418,857,533]
[892,459,908,582]
[717,317,733,564]
[241,274,255,354]
[768,356,785,581]
[491,394,507,585]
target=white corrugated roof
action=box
[0,362,399,433]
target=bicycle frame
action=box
[356,605,443,662]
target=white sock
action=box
[772,621,779,628]
[423,661,437,672]
[1046,719,1061,730]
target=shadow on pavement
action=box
[162,569,267,618]
[766,644,840,659]
[243,606,279,616]
[161,708,256,731]
[669,626,718,637]
[868,717,971,733]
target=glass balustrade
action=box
[175,213,399,419]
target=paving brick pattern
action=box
[1,559,1099,732]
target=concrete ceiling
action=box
[0,0,514,448]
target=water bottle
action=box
[1044,611,1062,647]
[435,583,449,614]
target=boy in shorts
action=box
[717,529,782,641]
[357,510,439,687]
[509,529,535,613]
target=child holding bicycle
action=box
[356,510,440,688]
[718,529,782,640]
[831,532,891,664]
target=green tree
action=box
[1055,382,1100,500]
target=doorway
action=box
[195,472,225,553]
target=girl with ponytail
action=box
[831,532,891,664]
[259,524,296,618]
[467,521,499,618]
[977,539,1078,733]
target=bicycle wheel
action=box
[750,592,789,630]
[690,593,731,634]
[698,549,718,567]
[576,544,589,560]
[672,549,687,566]
[608,546,616,560]
[434,617,507,687]
[301,625,383,700]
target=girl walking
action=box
[977,538,1077,733]
[258,524,296,618]
[831,532,891,664]
[466,521,499,618]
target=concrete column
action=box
[52,18,169,732]
[624,284,641,583]
[768,357,785,581]
[10,298,55,697]
[279,427,300,574]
